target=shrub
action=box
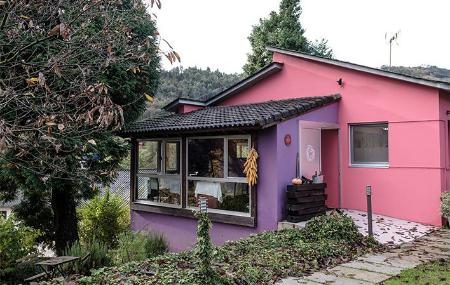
[300,211,365,244]
[64,239,111,275]
[442,191,450,220]
[194,211,217,283]
[78,190,130,248]
[110,231,168,265]
[0,216,41,283]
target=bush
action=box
[110,231,168,265]
[300,211,365,244]
[442,191,450,220]
[78,190,130,248]
[64,239,111,275]
[0,216,41,283]
[194,211,218,283]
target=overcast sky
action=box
[155,0,450,74]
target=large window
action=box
[133,136,253,218]
[350,123,388,167]
[187,136,251,215]
[137,139,181,206]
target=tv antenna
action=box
[385,31,400,66]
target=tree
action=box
[243,0,333,75]
[146,66,242,113]
[0,0,165,253]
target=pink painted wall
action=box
[321,129,340,208]
[178,104,203,113]
[439,90,450,192]
[216,52,445,226]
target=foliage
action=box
[144,66,242,115]
[193,211,219,283]
[41,212,380,285]
[78,191,130,248]
[110,231,168,265]
[243,0,333,75]
[382,258,450,285]
[0,216,41,282]
[382,65,450,82]
[0,0,161,252]
[63,239,111,275]
[441,191,450,220]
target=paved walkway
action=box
[280,228,450,285]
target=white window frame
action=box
[136,138,182,208]
[186,135,251,216]
[349,123,389,168]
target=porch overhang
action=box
[120,94,342,138]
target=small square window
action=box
[350,123,388,166]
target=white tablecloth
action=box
[194,181,222,202]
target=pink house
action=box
[121,47,450,251]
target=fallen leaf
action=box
[48,24,60,36]
[25,77,39,86]
[145,93,154,103]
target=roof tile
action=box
[121,95,341,136]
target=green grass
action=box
[382,259,450,285]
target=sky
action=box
[154,0,450,74]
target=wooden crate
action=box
[286,183,327,222]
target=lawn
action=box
[41,212,381,285]
[382,258,450,285]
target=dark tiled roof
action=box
[121,95,341,136]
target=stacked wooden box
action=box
[286,183,327,223]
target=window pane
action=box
[188,139,224,178]
[188,181,249,213]
[165,141,180,174]
[138,141,161,173]
[228,139,249,177]
[351,124,388,164]
[137,176,181,205]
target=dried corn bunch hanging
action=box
[244,148,259,187]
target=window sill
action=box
[131,202,256,228]
[349,164,389,169]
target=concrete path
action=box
[279,210,436,245]
[279,228,450,285]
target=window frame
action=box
[186,135,252,216]
[349,123,389,168]
[136,138,182,208]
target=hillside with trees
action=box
[381,65,450,82]
[146,67,242,113]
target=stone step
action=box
[304,272,374,284]
[329,266,391,283]
[341,260,404,275]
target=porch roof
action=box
[120,94,341,136]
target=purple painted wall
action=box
[275,103,339,220]
[131,103,339,251]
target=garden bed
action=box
[41,212,381,285]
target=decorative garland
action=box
[244,148,258,187]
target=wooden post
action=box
[130,138,138,204]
